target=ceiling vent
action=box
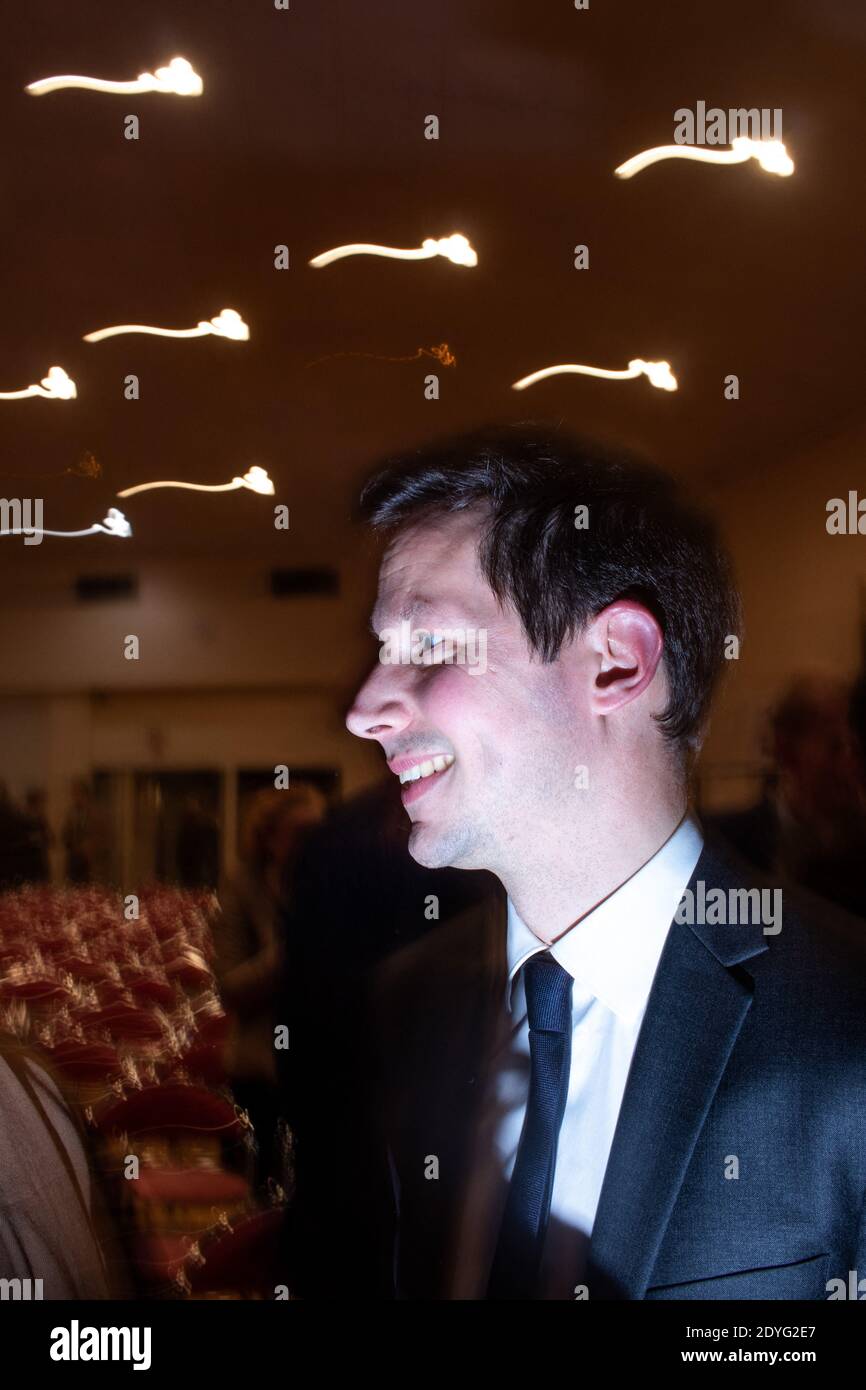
[74,573,138,602]
[269,567,339,597]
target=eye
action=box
[416,630,459,665]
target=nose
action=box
[346,661,414,742]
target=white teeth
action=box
[398,753,455,784]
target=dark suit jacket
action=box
[368,834,866,1299]
[277,779,496,1299]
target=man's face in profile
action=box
[347,507,590,873]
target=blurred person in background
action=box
[849,666,866,775]
[0,782,41,890]
[278,774,496,1297]
[19,788,52,884]
[0,1035,128,1298]
[213,783,325,1190]
[712,675,866,917]
[62,777,100,885]
[176,794,220,889]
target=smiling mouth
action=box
[397,753,455,784]
[394,754,455,804]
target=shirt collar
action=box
[505,813,704,1025]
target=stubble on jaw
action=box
[406,807,479,870]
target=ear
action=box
[585,600,664,718]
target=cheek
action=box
[416,667,545,761]
[414,667,491,726]
[416,659,537,716]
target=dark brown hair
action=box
[360,423,741,749]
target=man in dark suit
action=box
[341,423,866,1300]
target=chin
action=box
[407,820,480,871]
[406,828,451,870]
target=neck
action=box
[499,780,688,945]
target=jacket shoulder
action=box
[701,831,866,1019]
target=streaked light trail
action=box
[615,137,794,180]
[117,465,274,498]
[27,56,202,97]
[0,366,77,401]
[512,359,678,391]
[1,508,131,539]
[84,308,248,344]
[310,233,477,268]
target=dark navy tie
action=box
[487,950,574,1299]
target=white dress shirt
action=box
[450,813,703,1298]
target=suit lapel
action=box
[587,839,769,1299]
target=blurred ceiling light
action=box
[0,365,77,401]
[615,137,794,179]
[310,232,477,268]
[512,358,678,391]
[84,308,248,344]
[1,508,131,539]
[117,465,274,498]
[27,55,202,97]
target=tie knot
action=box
[523,952,573,1034]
